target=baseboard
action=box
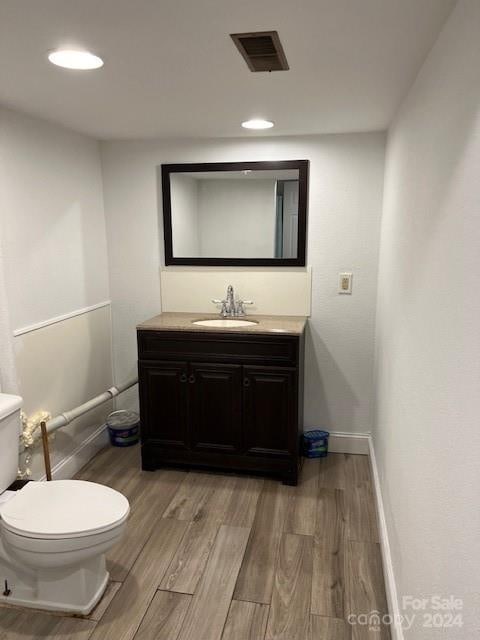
[368,436,404,640]
[39,424,109,482]
[41,428,367,478]
[327,431,370,454]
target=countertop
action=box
[137,312,307,336]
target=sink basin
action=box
[192,319,258,328]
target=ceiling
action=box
[0,0,455,140]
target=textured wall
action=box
[374,1,480,637]
[1,107,110,329]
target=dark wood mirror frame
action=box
[161,160,309,266]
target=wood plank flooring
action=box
[0,446,391,639]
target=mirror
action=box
[161,160,308,266]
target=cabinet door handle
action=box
[188,374,196,384]
[243,378,250,387]
[180,373,187,383]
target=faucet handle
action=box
[212,298,229,317]
[236,300,254,316]
[220,301,228,317]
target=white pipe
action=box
[46,378,138,435]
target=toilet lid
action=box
[1,480,130,540]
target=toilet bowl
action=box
[0,481,129,614]
[0,394,130,614]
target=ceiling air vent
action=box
[230,31,289,72]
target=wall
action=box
[101,132,385,435]
[373,1,480,637]
[14,306,113,478]
[0,255,16,394]
[198,178,276,258]
[0,106,113,478]
[160,269,311,316]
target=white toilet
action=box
[0,393,130,615]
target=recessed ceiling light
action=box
[241,119,274,130]
[48,49,104,70]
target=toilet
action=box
[0,393,130,615]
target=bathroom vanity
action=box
[137,312,306,484]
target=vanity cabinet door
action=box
[189,362,242,453]
[243,366,297,457]
[138,361,189,448]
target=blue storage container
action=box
[107,410,140,447]
[302,429,329,458]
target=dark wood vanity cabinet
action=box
[137,329,304,484]
[189,362,243,453]
[138,361,189,449]
[242,366,297,458]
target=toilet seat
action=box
[1,480,129,540]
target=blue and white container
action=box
[302,429,329,458]
[107,410,140,447]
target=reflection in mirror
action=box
[170,170,299,259]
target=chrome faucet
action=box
[212,284,253,317]
[226,285,235,316]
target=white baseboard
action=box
[41,428,367,479]
[39,424,109,482]
[368,436,403,640]
[327,431,370,454]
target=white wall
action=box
[1,108,110,329]
[373,1,480,637]
[0,106,113,478]
[198,178,276,258]
[101,133,385,434]
[170,173,199,256]
[0,205,17,393]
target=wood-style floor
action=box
[0,445,390,639]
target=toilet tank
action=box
[0,394,22,493]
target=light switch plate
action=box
[338,272,353,294]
